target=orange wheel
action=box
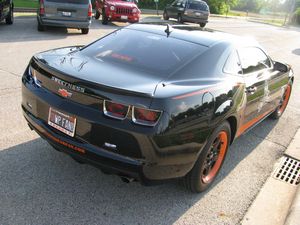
[270,83,292,120]
[278,84,291,114]
[184,121,231,193]
[201,131,228,184]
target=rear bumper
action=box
[23,107,146,182]
[38,16,91,29]
[21,72,204,183]
[107,13,139,23]
[182,15,208,24]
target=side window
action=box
[176,0,185,7]
[223,50,242,75]
[171,0,178,6]
[238,47,272,75]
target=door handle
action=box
[246,86,257,94]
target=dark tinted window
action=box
[238,47,271,74]
[171,0,186,7]
[187,0,209,11]
[81,29,207,75]
[224,51,242,75]
[46,0,89,4]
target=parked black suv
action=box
[163,0,209,27]
[0,0,13,25]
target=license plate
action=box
[62,11,72,17]
[121,15,128,20]
[48,108,76,137]
[195,12,202,16]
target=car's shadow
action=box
[292,48,300,56]
[0,118,280,225]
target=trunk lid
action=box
[31,47,160,108]
[37,47,162,96]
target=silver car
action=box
[37,0,92,34]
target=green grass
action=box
[14,0,38,8]
[226,11,247,17]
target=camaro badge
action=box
[58,88,72,98]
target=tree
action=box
[205,0,239,14]
[234,0,264,13]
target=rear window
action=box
[81,28,207,75]
[187,1,209,11]
[45,0,89,4]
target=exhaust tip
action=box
[120,176,135,183]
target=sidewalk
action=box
[284,130,300,225]
[242,129,300,225]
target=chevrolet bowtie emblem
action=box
[58,88,72,98]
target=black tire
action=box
[177,14,183,23]
[200,22,206,28]
[184,121,231,193]
[163,10,169,20]
[95,10,100,20]
[5,4,13,25]
[81,28,89,34]
[102,10,108,25]
[37,19,45,31]
[269,81,292,120]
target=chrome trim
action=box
[103,100,130,121]
[132,106,162,127]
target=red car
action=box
[95,0,140,24]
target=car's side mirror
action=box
[274,61,288,73]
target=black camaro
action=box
[22,24,293,192]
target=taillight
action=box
[40,0,45,15]
[103,100,129,120]
[88,3,92,17]
[28,66,42,87]
[132,107,162,127]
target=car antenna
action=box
[165,24,173,37]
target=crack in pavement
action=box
[0,68,21,78]
[249,131,290,149]
[0,87,22,97]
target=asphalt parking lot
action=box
[0,15,300,225]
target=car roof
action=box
[125,23,259,49]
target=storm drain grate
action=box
[272,156,300,186]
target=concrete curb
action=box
[285,187,300,225]
[284,130,300,225]
[242,129,300,225]
[15,7,36,13]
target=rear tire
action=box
[184,121,231,193]
[163,10,169,20]
[102,10,108,25]
[81,28,89,34]
[177,14,183,23]
[269,82,292,120]
[5,4,13,25]
[200,22,206,28]
[95,10,100,19]
[37,19,45,31]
